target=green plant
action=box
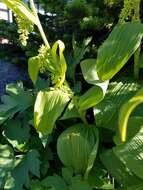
[1,0,143,189]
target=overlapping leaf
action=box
[94,79,141,130]
[79,59,108,111]
[100,149,142,188]
[114,127,143,180]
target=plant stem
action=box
[72,96,88,124]
[29,0,50,49]
[134,46,140,79]
[79,110,88,125]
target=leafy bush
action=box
[1,0,143,190]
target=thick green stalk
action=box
[133,0,141,79]
[134,46,140,79]
[29,0,50,49]
[73,96,88,124]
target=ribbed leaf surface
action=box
[114,127,143,180]
[34,88,70,134]
[57,124,99,176]
[100,149,142,187]
[94,79,141,130]
[96,23,143,80]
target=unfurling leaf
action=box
[78,84,108,111]
[29,41,67,86]
[34,88,70,134]
[79,59,108,111]
[51,40,67,87]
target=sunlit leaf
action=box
[119,87,143,142]
[78,85,108,111]
[34,88,70,134]
[96,23,143,80]
[3,0,37,25]
[94,79,141,130]
[28,56,40,85]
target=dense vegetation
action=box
[1,0,143,189]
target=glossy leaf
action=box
[78,83,108,111]
[34,88,70,134]
[119,87,143,142]
[80,58,109,111]
[96,22,143,80]
[80,59,107,85]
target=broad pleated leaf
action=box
[114,127,143,180]
[119,87,143,141]
[94,79,141,130]
[84,128,99,179]
[57,124,99,175]
[100,149,142,187]
[34,88,70,134]
[96,23,143,80]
